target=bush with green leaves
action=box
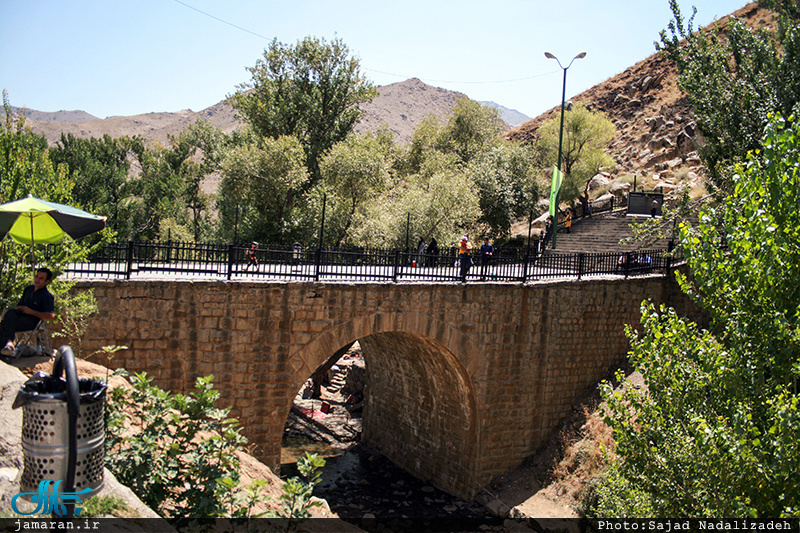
[105,371,259,518]
[105,371,328,521]
[273,452,326,526]
[594,114,800,517]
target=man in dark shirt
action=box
[479,237,494,280]
[1,268,55,356]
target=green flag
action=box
[549,166,563,218]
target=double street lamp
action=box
[544,51,586,249]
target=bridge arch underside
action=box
[358,331,477,501]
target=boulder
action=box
[609,180,632,195]
[588,173,612,191]
[666,157,684,169]
[676,130,695,152]
[591,192,615,211]
[645,115,666,131]
[613,93,631,106]
[0,363,24,513]
[648,137,674,152]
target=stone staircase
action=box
[547,210,674,254]
[326,367,348,395]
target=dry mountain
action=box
[10,78,515,147]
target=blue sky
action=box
[1,0,749,120]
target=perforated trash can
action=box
[13,346,106,498]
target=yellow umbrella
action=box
[0,195,106,272]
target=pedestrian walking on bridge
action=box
[479,236,494,280]
[458,235,473,283]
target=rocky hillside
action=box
[506,2,774,187]
[8,78,478,147]
[354,78,474,143]
[6,101,242,147]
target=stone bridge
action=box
[73,274,700,500]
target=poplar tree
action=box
[228,36,377,185]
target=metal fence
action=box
[61,240,679,283]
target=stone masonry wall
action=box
[72,274,700,500]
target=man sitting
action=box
[1,268,56,357]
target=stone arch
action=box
[285,311,481,499]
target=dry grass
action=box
[546,406,615,510]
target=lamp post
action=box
[544,51,586,249]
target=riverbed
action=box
[282,436,500,526]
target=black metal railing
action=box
[60,239,681,284]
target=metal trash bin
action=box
[12,346,106,500]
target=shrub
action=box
[105,371,254,518]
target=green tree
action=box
[219,135,310,243]
[122,137,189,241]
[467,142,539,236]
[48,133,132,235]
[353,166,479,250]
[397,114,446,177]
[394,100,535,239]
[318,131,393,246]
[120,124,221,242]
[657,0,800,189]
[595,114,800,518]
[536,102,615,210]
[166,122,223,242]
[1,97,71,306]
[228,36,377,184]
[439,98,506,164]
[398,98,507,173]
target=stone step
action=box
[549,213,675,253]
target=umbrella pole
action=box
[29,214,35,277]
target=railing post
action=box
[522,249,529,283]
[126,241,134,280]
[393,250,399,283]
[227,244,234,280]
[665,242,673,274]
[624,251,632,278]
[577,252,585,280]
[314,248,321,282]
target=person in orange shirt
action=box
[458,235,473,283]
[245,242,259,271]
